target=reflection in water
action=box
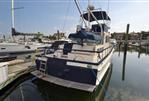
[138,46,141,58]
[118,43,122,57]
[117,44,149,57]
[117,43,149,82]
[117,44,149,81]
[2,66,113,101]
[32,66,113,101]
[122,44,127,81]
[108,45,149,101]
[3,79,44,101]
[138,45,149,57]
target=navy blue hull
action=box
[36,58,97,85]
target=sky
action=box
[0,0,149,37]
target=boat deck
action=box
[32,70,96,92]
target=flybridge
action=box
[82,11,111,22]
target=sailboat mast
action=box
[11,0,15,29]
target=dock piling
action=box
[122,24,130,81]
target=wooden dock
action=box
[0,61,35,90]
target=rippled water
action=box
[1,45,149,101]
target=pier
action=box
[0,60,35,91]
[116,39,148,43]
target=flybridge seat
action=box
[44,40,68,54]
[82,11,110,22]
[63,43,73,55]
[68,29,102,44]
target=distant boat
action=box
[32,0,114,92]
[0,0,51,54]
[0,53,16,62]
[0,42,49,54]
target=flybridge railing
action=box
[97,46,113,59]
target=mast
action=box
[11,0,15,29]
[11,0,15,41]
[11,0,24,37]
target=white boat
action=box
[32,1,114,92]
[0,42,50,54]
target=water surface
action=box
[1,46,149,101]
[106,46,149,101]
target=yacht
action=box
[0,42,50,54]
[32,1,114,92]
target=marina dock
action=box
[0,60,34,91]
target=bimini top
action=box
[82,11,110,22]
[68,29,102,43]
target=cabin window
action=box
[25,46,31,49]
[1,48,6,50]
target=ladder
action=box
[39,60,47,75]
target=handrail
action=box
[57,45,113,54]
[44,45,114,66]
